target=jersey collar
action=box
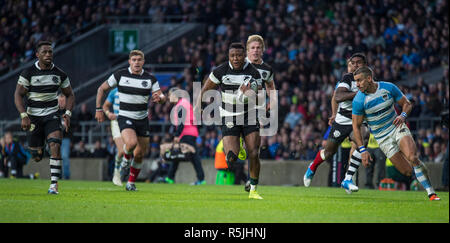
[35,61,54,70]
[245,57,263,65]
[228,59,249,70]
[128,67,144,75]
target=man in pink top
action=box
[166,87,205,185]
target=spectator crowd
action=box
[1,0,448,166]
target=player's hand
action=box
[393,115,405,127]
[21,116,31,131]
[95,110,105,123]
[240,81,251,93]
[107,112,117,120]
[62,114,70,133]
[361,151,372,167]
[152,93,166,104]
[328,115,336,126]
[151,93,161,103]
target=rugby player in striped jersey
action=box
[14,41,75,194]
[96,50,166,191]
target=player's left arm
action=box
[61,86,75,132]
[352,93,372,166]
[264,80,276,111]
[390,83,411,127]
[14,84,31,131]
[334,86,356,103]
[352,114,372,167]
[151,89,166,104]
[393,96,412,127]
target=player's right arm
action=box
[334,86,356,103]
[334,74,356,103]
[352,114,372,167]
[264,79,276,111]
[194,76,218,114]
[329,91,338,126]
[352,93,372,167]
[14,83,31,131]
[96,81,113,123]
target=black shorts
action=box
[28,113,62,148]
[221,115,260,137]
[328,121,353,145]
[117,115,150,137]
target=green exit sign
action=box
[109,29,139,54]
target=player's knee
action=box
[323,148,334,160]
[226,151,238,163]
[248,150,259,161]
[47,138,62,146]
[48,138,61,151]
[126,141,138,151]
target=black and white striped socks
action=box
[345,149,362,181]
[50,158,62,185]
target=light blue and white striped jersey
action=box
[352,81,404,141]
[106,88,120,115]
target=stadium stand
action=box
[0,0,448,167]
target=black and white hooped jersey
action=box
[107,67,160,120]
[17,61,71,117]
[335,72,359,125]
[209,60,262,117]
[245,57,274,84]
[245,57,274,109]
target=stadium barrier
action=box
[22,158,444,189]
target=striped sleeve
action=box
[17,75,30,89]
[17,69,31,89]
[209,72,220,84]
[266,71,274,83]
[386,82,404,102]
[337,73,353,90]
[60,75,70,88]
[352,92,365,116]
[107,73,118,88]
[151,79,161,92]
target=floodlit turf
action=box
[0,179,448,223]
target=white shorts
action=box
[377,123,412,159]
[111,120,121,139]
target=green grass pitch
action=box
[0,179,448,223]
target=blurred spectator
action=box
[76,103,93,122]
[73,140,90,158]
[2,131,30,178]
[106,136,117,181]
[91,140,108,158]
[284,104,303,129]
[1,0,448,165]
[58,94,72,179]
[0,137,4,178]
